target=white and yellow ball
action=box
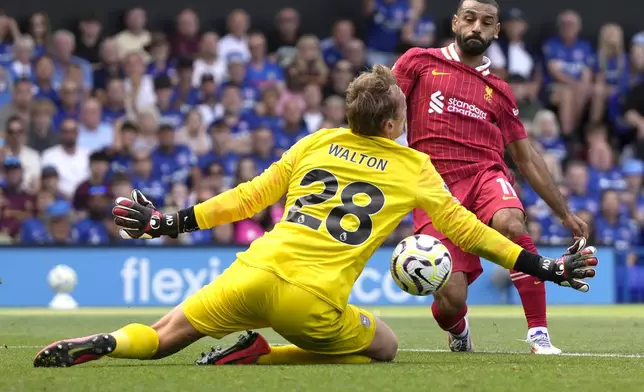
[390,234,452,296]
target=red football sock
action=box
[431,301,468,335]
[511,234,547,329]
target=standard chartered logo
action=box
[121,257,223,304]
[428,91,488,120]
[428,91,445,114]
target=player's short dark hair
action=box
[457,0,500,17]
[345,64,401,137]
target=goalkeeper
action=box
[34,65,597,368]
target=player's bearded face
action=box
[456,30,493,56]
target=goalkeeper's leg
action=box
[33,305,204,367]
[197,286,399,365]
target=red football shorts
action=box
[414,168,525,285]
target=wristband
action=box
[177,206,200,233]
[514,250,549,280]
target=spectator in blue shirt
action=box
[275,98,308,155]
[7,36,35,81]
[0,65,12,109]
[364,0,412,66]
[246,32,285,90]
[33,55,59,104]
[565,161,598,214]
[241,84,282,131]
[50,29,93,92]
[20,190,55,244]
[154,75,184,128]
[320,20,355,67]
[622,160,644,225]
[223,53,260,111]
[77,98,114,152]
[74,185,111,244]
[591,23,629,126]
[531,109,567,163]
[41,200,78,245]
[195,74,219,127]
[216,85,252,153]
[171,57,200,111]
[102,78,127,124]
[198,120,239,183]
[109,121,137,176]
[0,14,19,64]
[588,140,626,195]
[27,12,50,58]
[53,79,82,130]
[146,35,176,80]
[92,39,124,96]
[131,151,167,208]
[150,123,195,185]
[39,166,67,202]
[251,127,279,174]
[541,10,594,137]
[595,189,640,250]
[398,15,435,53]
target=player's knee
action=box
[491,210,526,239]
[366,318,399,362]
[379,336,398,362]
[374,331,398,362]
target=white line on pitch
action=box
[398,348,644,358]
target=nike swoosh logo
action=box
[502,196,517,200]
[534,280,542,285]
[432,70,450,76]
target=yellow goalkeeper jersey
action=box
[195,128,523,310]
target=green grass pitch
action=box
[1,305,644,391]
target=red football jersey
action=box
[393,43,527,186]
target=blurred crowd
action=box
[0,2,642,253]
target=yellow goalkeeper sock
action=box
[107,323,159,359]
[256,345,372,365]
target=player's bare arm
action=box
[506,138,589,238]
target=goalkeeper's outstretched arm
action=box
[112,148,297,239]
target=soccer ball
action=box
[390,235,452,296]
[47,265,78,293]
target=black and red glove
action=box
[112,190,179,239]
[537,237,598,292]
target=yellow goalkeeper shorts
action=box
[182,261,376,355]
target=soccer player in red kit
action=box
[393,0,589,354]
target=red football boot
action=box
[195,331,270,365]
[33,334,116,368]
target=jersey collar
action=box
[440,43,491,76]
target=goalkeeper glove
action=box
[112,189,180,239]
[540,237,597,292]
[516,237,598,292]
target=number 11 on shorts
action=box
[496,178,517,200]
